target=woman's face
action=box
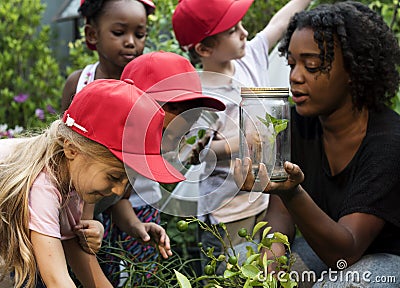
[287,27,352,117]
[65,143,128,203]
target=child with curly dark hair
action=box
[235,1,400,287]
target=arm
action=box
[279,184,384,268]
[31,231,76,287]
[62,237,113,288]
[235,159,385,268]
[61,70,82,113]
[261,0,312,49]
[110,198,172,259]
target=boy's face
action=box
[161,101,202,153]
[207,21,248,62]
[89,0,148,70]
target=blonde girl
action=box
[0,78,184,287]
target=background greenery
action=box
[0,0,64,134]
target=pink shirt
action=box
[0,138,84,240]
[29,172,83,240]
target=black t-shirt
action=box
[291,106,400,256]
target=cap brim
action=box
[112,149,185,184]
[149,90,225,111]
[211,0,254,36]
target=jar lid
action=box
[240,87,289,98]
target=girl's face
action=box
[209,21,248,62]
[93,0,147,70]
[65,145,129,203]
[287,28,352,118]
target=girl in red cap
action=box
[60,0,173,285]
[0,79,184,288]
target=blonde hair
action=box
[0,120,122,287]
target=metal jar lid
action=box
[240,87,289,98]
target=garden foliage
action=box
[0,0,64,136]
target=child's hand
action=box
[234,157,304,194]
[74,220,104,254]
[188,132,212,165]
[132,223,172,259]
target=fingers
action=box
[142,223,172,259]
[234,158,270,192]
[234,158,245,189]
[158,235,172,259]
[234,158,304,194]
[74,220,104,254]
[75,229,99,254]
[253,162,270,192]
[284,161,304,185]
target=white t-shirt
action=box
[197,32,271,224]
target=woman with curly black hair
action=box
[235,1,400,287]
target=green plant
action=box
[95,244,199,288]
[258,113,289,141]
[0,0,64,131]
[65,29,98,76]
[146,0,183,55]
[175,217,297,288]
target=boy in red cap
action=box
[172,0,311,270]
[0,79,184,288]
[83,51,225,286]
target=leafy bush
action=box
[97,217,295,288]
[174,218,296,288]
[0,0,64,133]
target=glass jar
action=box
[239,87,290,182]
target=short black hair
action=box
[279,1,400,110]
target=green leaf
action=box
[197,129,206,139]
[257,115,271,128]
[258,112,289,137]
[174,269,192,288]
[217,254,226,261]
[223,269,240,279]
[262,226,272,239]
[271,232,290,246]
[241,264,261,278]
[245,253,260,265]
[186,135,197,144]
[274,119,289,135]
[252,221,268,238]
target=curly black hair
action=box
[278,1,400,110]
[79,0,151,24]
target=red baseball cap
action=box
[80,0,156,51]
[120,51,225,111]
[63,79,185,183]
[172,0,254,51]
